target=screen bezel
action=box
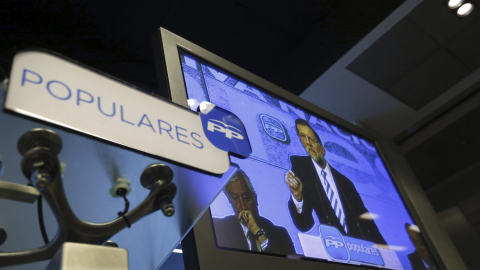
[154,27,463,270]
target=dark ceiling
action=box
[0,0,403,96]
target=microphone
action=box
[140,164,173,190]
[140,164,176,216]
[17,128,62,156]
[17,128,62,185]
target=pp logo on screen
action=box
[319,225,350,263]
[207,120,244,140]
[260,114,288,142]
[325,236,344,249]
[199,102,251,158]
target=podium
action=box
[0,57,241,269]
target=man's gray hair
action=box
[224,169,257,198]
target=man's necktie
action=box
[322,170,348,233]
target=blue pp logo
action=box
[200,103,251,158]
[325,236,345,249]
[319,225,350,263]
[260,114,288,142]
[207,119,244,140]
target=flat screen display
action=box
[176,49,437,270]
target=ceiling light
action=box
[457,3,474,16]
[448,0,464,9]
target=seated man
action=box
[213,169,295,255]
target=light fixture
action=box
[446,0,475,17]
[448,0,464,9]
[457,3,474,16]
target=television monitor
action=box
[153,27,464,270]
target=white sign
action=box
[5,51,250,174]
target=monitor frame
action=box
[153,27,464,270]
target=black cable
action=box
[37,195,49,244]
[116,189,131,228]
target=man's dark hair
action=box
[294,118,322,144]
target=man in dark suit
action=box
[213,169,295,255]
[285,119,387,245]
[405,223,438,270]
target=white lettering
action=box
[346,243,381,256]
[207,121,225,133]
[326,239,344,249]
[227,130,244,140]
[207,120,244,140]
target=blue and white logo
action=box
[207,119,244,140]
[325,236,345,249]
[200,102,251,158]
[260,114,288,142]
[5,51,252,174]
[319,225,384,266]
[319,225,350,262]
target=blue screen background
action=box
[180,52,420,269]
